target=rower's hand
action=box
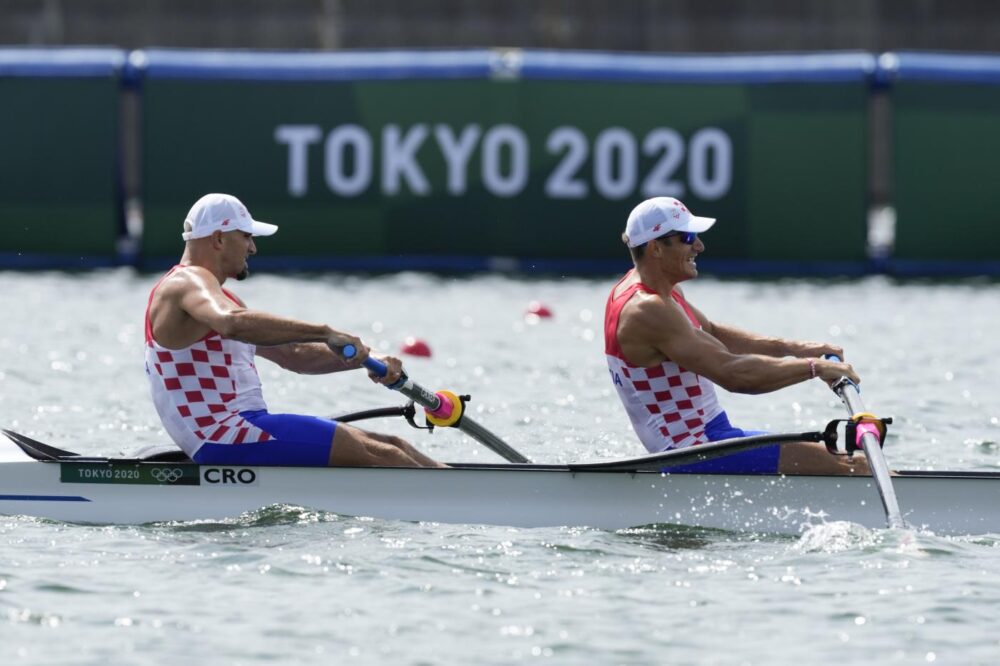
[815,359,860,387]
[369,354,403,386]
[801,342,844,360]
[326,331,368,367]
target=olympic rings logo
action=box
[151,467,185,484]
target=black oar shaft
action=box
[391,377,530,463]
[341,345,530,463]
[453,417,528,463]
[568,431,822,472]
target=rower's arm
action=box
[256,343,354,374]
[257,347,406,386]
[686,299,843,360]
[626,297,855,394]
[172,267,365,353]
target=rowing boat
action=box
[4,352,994,535]
[3,428,998,535]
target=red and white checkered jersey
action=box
[144,266,272,457]
[604,270,722,452]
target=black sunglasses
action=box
[656,231,698,245]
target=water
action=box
[1,270,999,664]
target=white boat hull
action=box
[1,456,998,535]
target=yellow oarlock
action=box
[425,390,465,428]
[851,411,887,440]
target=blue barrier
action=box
[125,48,496,82]
[517,50,877,83]
[0,47,125,77]
[876,50,1000,85]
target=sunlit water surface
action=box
[1,270,998,664]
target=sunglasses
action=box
[656,231,698,245]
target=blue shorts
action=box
[661,411,781,474]
[192,410,336,467]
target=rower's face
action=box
[220,231,256,280]
[652,232,705,282]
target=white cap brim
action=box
[676,215,716,233]
[250,220,278,237]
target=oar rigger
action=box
[821,414,893,457]
[338,343,531,463]
[423,390,470,429]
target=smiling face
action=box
[649,231,706,283]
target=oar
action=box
[825,354,907,529]
[341,345,531,463]
[568,431,825,472]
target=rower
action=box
[605,197,870,475]
[144,193,445,468]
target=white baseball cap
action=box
[182,193,278,241]
[623,197,715,248]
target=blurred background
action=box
[2,0,999,276]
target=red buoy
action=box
[401,336,432,357]
[525,301,553,318]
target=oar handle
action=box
[341,343,406,389]
[823,354,859,392]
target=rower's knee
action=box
[328,424,423,467]
[381,434,407,449]
[778,442,870,476]
[366,431,410,449]
[367,438,427,468]
[368,432,424,457]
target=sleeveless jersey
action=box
[144,266,272,457]
[604,270,722,452]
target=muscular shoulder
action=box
[156,266,215,300]
[615,289,694,366]
[158,266,249,306]
[620,289,691,339]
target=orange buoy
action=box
[401,336,432,357]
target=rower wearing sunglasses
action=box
[605,197,869,475]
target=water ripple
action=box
[4,273,1000,664]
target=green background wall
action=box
[139,56,870,269]
[0,52,122,263]
[892,82,1000,265]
